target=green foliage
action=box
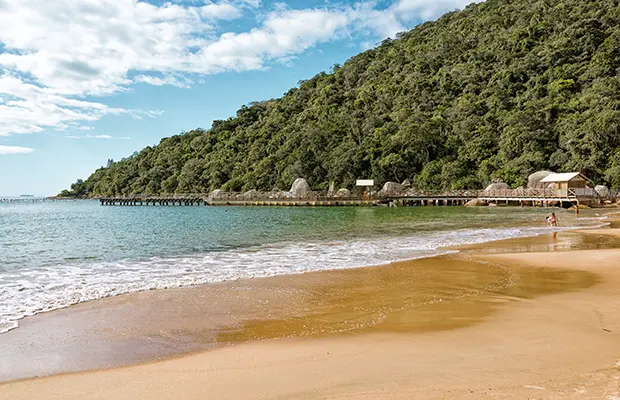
[61,0,620,197]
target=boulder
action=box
[484,182,510,191]
[289,178,311,197]
[464,198,487,207]
[243,189,258,199]
[404,187,420,196]
[379,182,405,196]
[269,191,292,199]
[595,185,611,198]
[334,188,351,198]
[528,170,555,188]
[209,189,223,199]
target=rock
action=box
[269,191,292,199]
[488,202,498,207]
[243,189,258,199]
[595,185,611,198]
[334,188,351,198]
[209,189,223,199]
[464,199,487,207]
[379,182,405,196]
[528,170,555,188]
[289,178,311,197]
[484,182,510,191]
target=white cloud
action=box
[393,0,480,20]
[0,145,34,155]
[66,134,130,140]
[0,0,477,137]
[194,8,352,72]
[134,75,192,88]
[0,74,160,136]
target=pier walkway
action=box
[0,197,55,203]
[97,188,598,207]
[99,195,384,207]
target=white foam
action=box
[0,224,598,334]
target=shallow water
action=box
[0,200,608,333]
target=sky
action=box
[0,0,477,196]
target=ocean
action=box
[0,200,605,334]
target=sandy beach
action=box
[2,226,620,399]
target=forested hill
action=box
[62,0,620,197]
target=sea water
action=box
[0,200,605,333]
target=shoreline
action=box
[1,208,611,336]
[0,221,619,384]
[0,220,618,376]
[2,242,620,398]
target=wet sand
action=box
[2,226,620,398]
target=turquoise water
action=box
[0,200,603,333]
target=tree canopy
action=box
[61,0,620,197]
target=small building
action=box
[539,172,593,198]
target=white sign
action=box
[356,179,374,186]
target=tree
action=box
[59,0,620,197]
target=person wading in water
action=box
[547,212,558,227]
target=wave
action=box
[0,224,601,334]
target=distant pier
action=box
[0,197,55,203]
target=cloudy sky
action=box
[0,0,475,196]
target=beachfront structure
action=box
[539,172,593,198]
[97,173,609,208]
[475,171,599,207]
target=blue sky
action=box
[0,0,476,196]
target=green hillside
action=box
[62,0,620,197]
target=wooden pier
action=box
[97,187,605,208]
[100,197,206,206]
[390,190,480,206]
[0,197,55,203]
[98,190,481,207]
[477,188,585,207]
[99,195,384,207]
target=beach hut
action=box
[539,172,592,197]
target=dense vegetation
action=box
[62,0,620,197]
